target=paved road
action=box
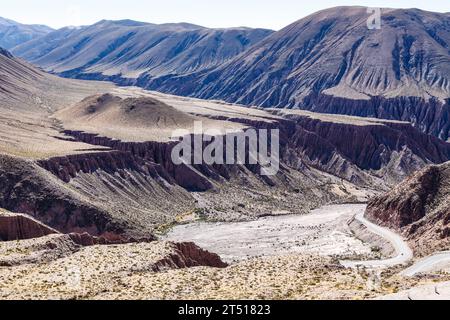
[401,251,450,277]
[340,211,413,269]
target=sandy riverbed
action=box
[164,204,373,263]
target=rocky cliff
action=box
[0,154,190,240]
[153,242,227,270]
[281,111,450,180]
[366,161,450,255]
[301,93,450,141]
[0,209,58,241]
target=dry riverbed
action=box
[164,204,376,263]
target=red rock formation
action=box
[366,162,450,255]
[57,109,450,191]
[0,211,57,241]
[152,242,228,270]
[0,155,132,238]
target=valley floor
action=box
[1,204,450,300]
[164,204,374,263]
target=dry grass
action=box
[1,239,448,300]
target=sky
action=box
[1,0,450,30]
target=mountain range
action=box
[11,19,272,81]
[0,17,53,49]
[138,7,450,140]
[8,6,450,140]
[2,5,450,300]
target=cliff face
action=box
[0,18,53,49]
[276,111,450,186]
[301,93,450,141]
[0,210,57,241]
[0,154,190,240]
[366,162,450,255]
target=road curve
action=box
[401,251,450,277]
[341,210,413,269]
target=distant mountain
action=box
[177,6,450,101]
[137,7,450,140]
[0,46,112,115]
[0,17,53,49]
[11,7,450,140]
[11,19,273,80]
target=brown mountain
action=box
[137,7,450,140]
[366,161,450,255]
[1,46,450,244]
[12,7,450,140]
[11,20,272,82]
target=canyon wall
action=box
[365,162,450,256]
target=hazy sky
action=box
[2,0,449,30]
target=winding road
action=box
[401,251,450,277]
[341,210,450,279]
[340,210,413,269]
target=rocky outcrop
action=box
[37,151,173,184]
[152,242,228,270]
[301,93,450,141]
[0,209,153,245]
[366,162,450,255]
[0,210,57,241]
[277,111,450,186]
[49,101,450,193]
[296,114,450,165]
[0,154,143,239]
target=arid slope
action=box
[366,161,450,256]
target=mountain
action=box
[0,17,53,49]
[11,19,273,80]
[12,8,450,140]
[366,161,450,256]
[134,7,450,140]
[4,45,450,240]
[0,46,111,115]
